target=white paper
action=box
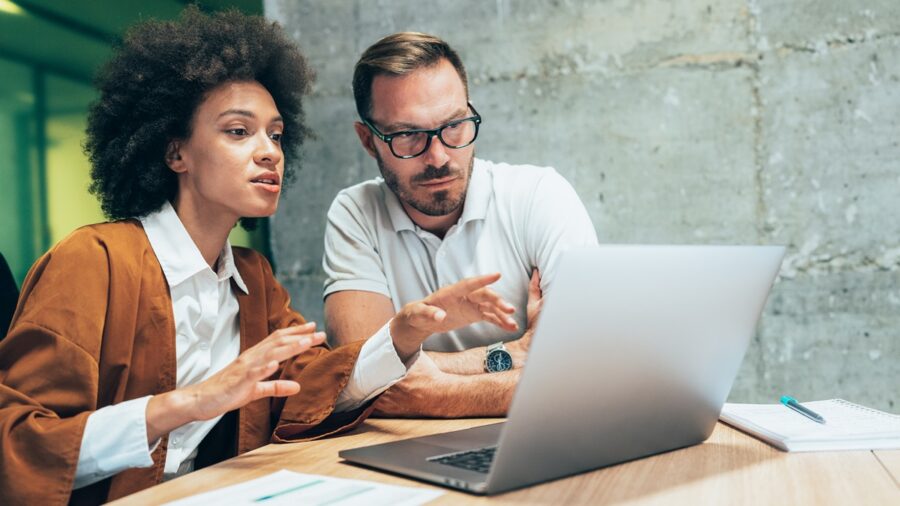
[720,399,900,451]
[163,469,443,506]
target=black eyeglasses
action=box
[362,102,481,159]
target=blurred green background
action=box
[0,0,264,286]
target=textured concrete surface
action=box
[266,0,899,411]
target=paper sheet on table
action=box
[720,399,900,451]
[162,469,443,506]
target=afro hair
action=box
[85,6,313,229]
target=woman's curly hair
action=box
[85,6,313,229]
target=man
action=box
[324,32,598,417]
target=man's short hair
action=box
[352,32,468,120]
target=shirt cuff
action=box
[73,395,156,490]
[334,319,413,412]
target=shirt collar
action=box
[140,201,249,294]
[384,158,491,234]
[217,237,249,294]
[383,183,417,233]
[458,159,491,226]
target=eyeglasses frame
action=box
[361,102,482,159]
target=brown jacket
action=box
[0,221,374,505]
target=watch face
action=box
[487,350,513,372]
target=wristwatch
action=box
[484,341,513,373]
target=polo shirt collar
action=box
[383,183,417,233]
[458,159,490,226]
[140,201,249,294]
[384,158,491,233]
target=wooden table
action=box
[112,419,899,505]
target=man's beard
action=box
[376,153,474,217]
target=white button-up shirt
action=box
[74,202,407,488]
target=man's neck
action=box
[402,201,463,239]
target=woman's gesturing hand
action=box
[146,322,325,443]
[390,273,517,361]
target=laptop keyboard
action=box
[428,446,497,474]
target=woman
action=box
[0,8,517,505]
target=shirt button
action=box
[170,437,180,447]
[199,340,210,351]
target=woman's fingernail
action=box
[314,332,326,340]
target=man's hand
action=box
[508,269,543,367]
[390,273,517,361]
[146,322,325,443]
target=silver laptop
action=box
[339,245,785,495]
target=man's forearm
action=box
[430,338,528,375]
[428,347,488,375]
[447,371,518,416]
[375,369,520,418]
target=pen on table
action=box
[780,395,826,424]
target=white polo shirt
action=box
[323,158,598,352]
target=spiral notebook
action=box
[720,399,900,452]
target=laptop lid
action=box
[340,245,785,495]
[484,245,785,493]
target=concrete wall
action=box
[265,0,899,411]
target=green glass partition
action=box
[0,58,41,285]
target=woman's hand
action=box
[145,322,325,443]
[390,273,517,360]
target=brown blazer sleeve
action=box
[254,256,377,443]
[0,231,111,506]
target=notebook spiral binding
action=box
[832,399,900,418]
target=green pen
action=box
[780,395,826,424]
